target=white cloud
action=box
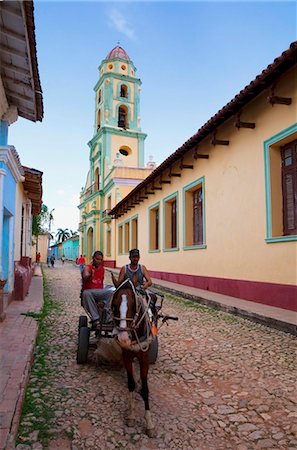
[107,8,136,40]
[51,205,79,234]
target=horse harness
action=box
[111,279,153,352]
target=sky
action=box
[9,1,297,235]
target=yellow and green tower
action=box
[78,45,153,265]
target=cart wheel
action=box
[148,336,158,364]
[77,326,89,364]
[78,315,88,330]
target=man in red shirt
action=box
[82,251,114,328]
[77,254,86,273]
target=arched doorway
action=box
[87,227,93,262]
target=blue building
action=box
[62,235,79,261]
[0,1,44,320]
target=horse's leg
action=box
[139,352,155,437]
[123,352,136,427]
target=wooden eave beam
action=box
[6,91,34,103]
[192,148,209,160]
[268,95,292,106]
[139,195,149,199]
[3,76,32,89]
[0,43,27,59]
[1,62,31,76]
[211,135,229,146]
[152,184,162,191]
[179,158,193,170]
[235,119,256,129]
[145,190,155,195]
[169,167,181,177]
[0,27,26,43]
[0,3,22,17]
[160,178,171,184]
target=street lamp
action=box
[48,208,55,258]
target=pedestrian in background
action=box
[77,254,86,273]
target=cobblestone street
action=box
[17,262,297,450]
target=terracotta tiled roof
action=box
[110,41,297,217]
[106,45,130,61]
[0,0,43,122]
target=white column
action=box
[25,200,32,257]
[8,215,14,291]
[0,168,6,276]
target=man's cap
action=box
[129,248,140,257]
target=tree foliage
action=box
[32,204,51,237]
[56,228,71,243]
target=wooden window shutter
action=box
[193,187,203,245]
[281,140,297,235]
[171,200,177,248]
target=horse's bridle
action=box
[111,279,152,351]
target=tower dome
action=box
[106,45,130,61]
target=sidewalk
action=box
[0,273,43,450]
[152,278,297,335]
[108,268,297,336]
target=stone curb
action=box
[153,283,297,337]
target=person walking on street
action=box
[77,254,86,274]
[50,254,55,268]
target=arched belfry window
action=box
[95,167,100,190]
[98,90,101,103]
[120,84,128,98]
[97,109,101,131]
[118,105,128,129]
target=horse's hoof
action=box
[126,418,135,427]
[146,427,155,438]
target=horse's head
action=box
[111,279,137,348]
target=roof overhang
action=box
[0,0,43,122]
[22,165,43,215]
[110,41,297,217]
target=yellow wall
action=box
[31,234,49,263]
[115,67,297,286]
[110,135,139,168]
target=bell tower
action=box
[79,45,153,264]
[92,45,146,175]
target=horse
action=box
[111,278,155,437]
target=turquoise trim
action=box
[264,123,297,241]
[104,166,115,182]
[91,125,147,141]
[102,179,114,195]
[148,201,160,252]
[116,82,131,102]
[99,196,103,249]
[0,120,8,146]
[266,236,297,243]
[182,176,206,250]
[115,103,135,130]
[162,191,179,251]
[94,73,140,92]
[183,244,207,250]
